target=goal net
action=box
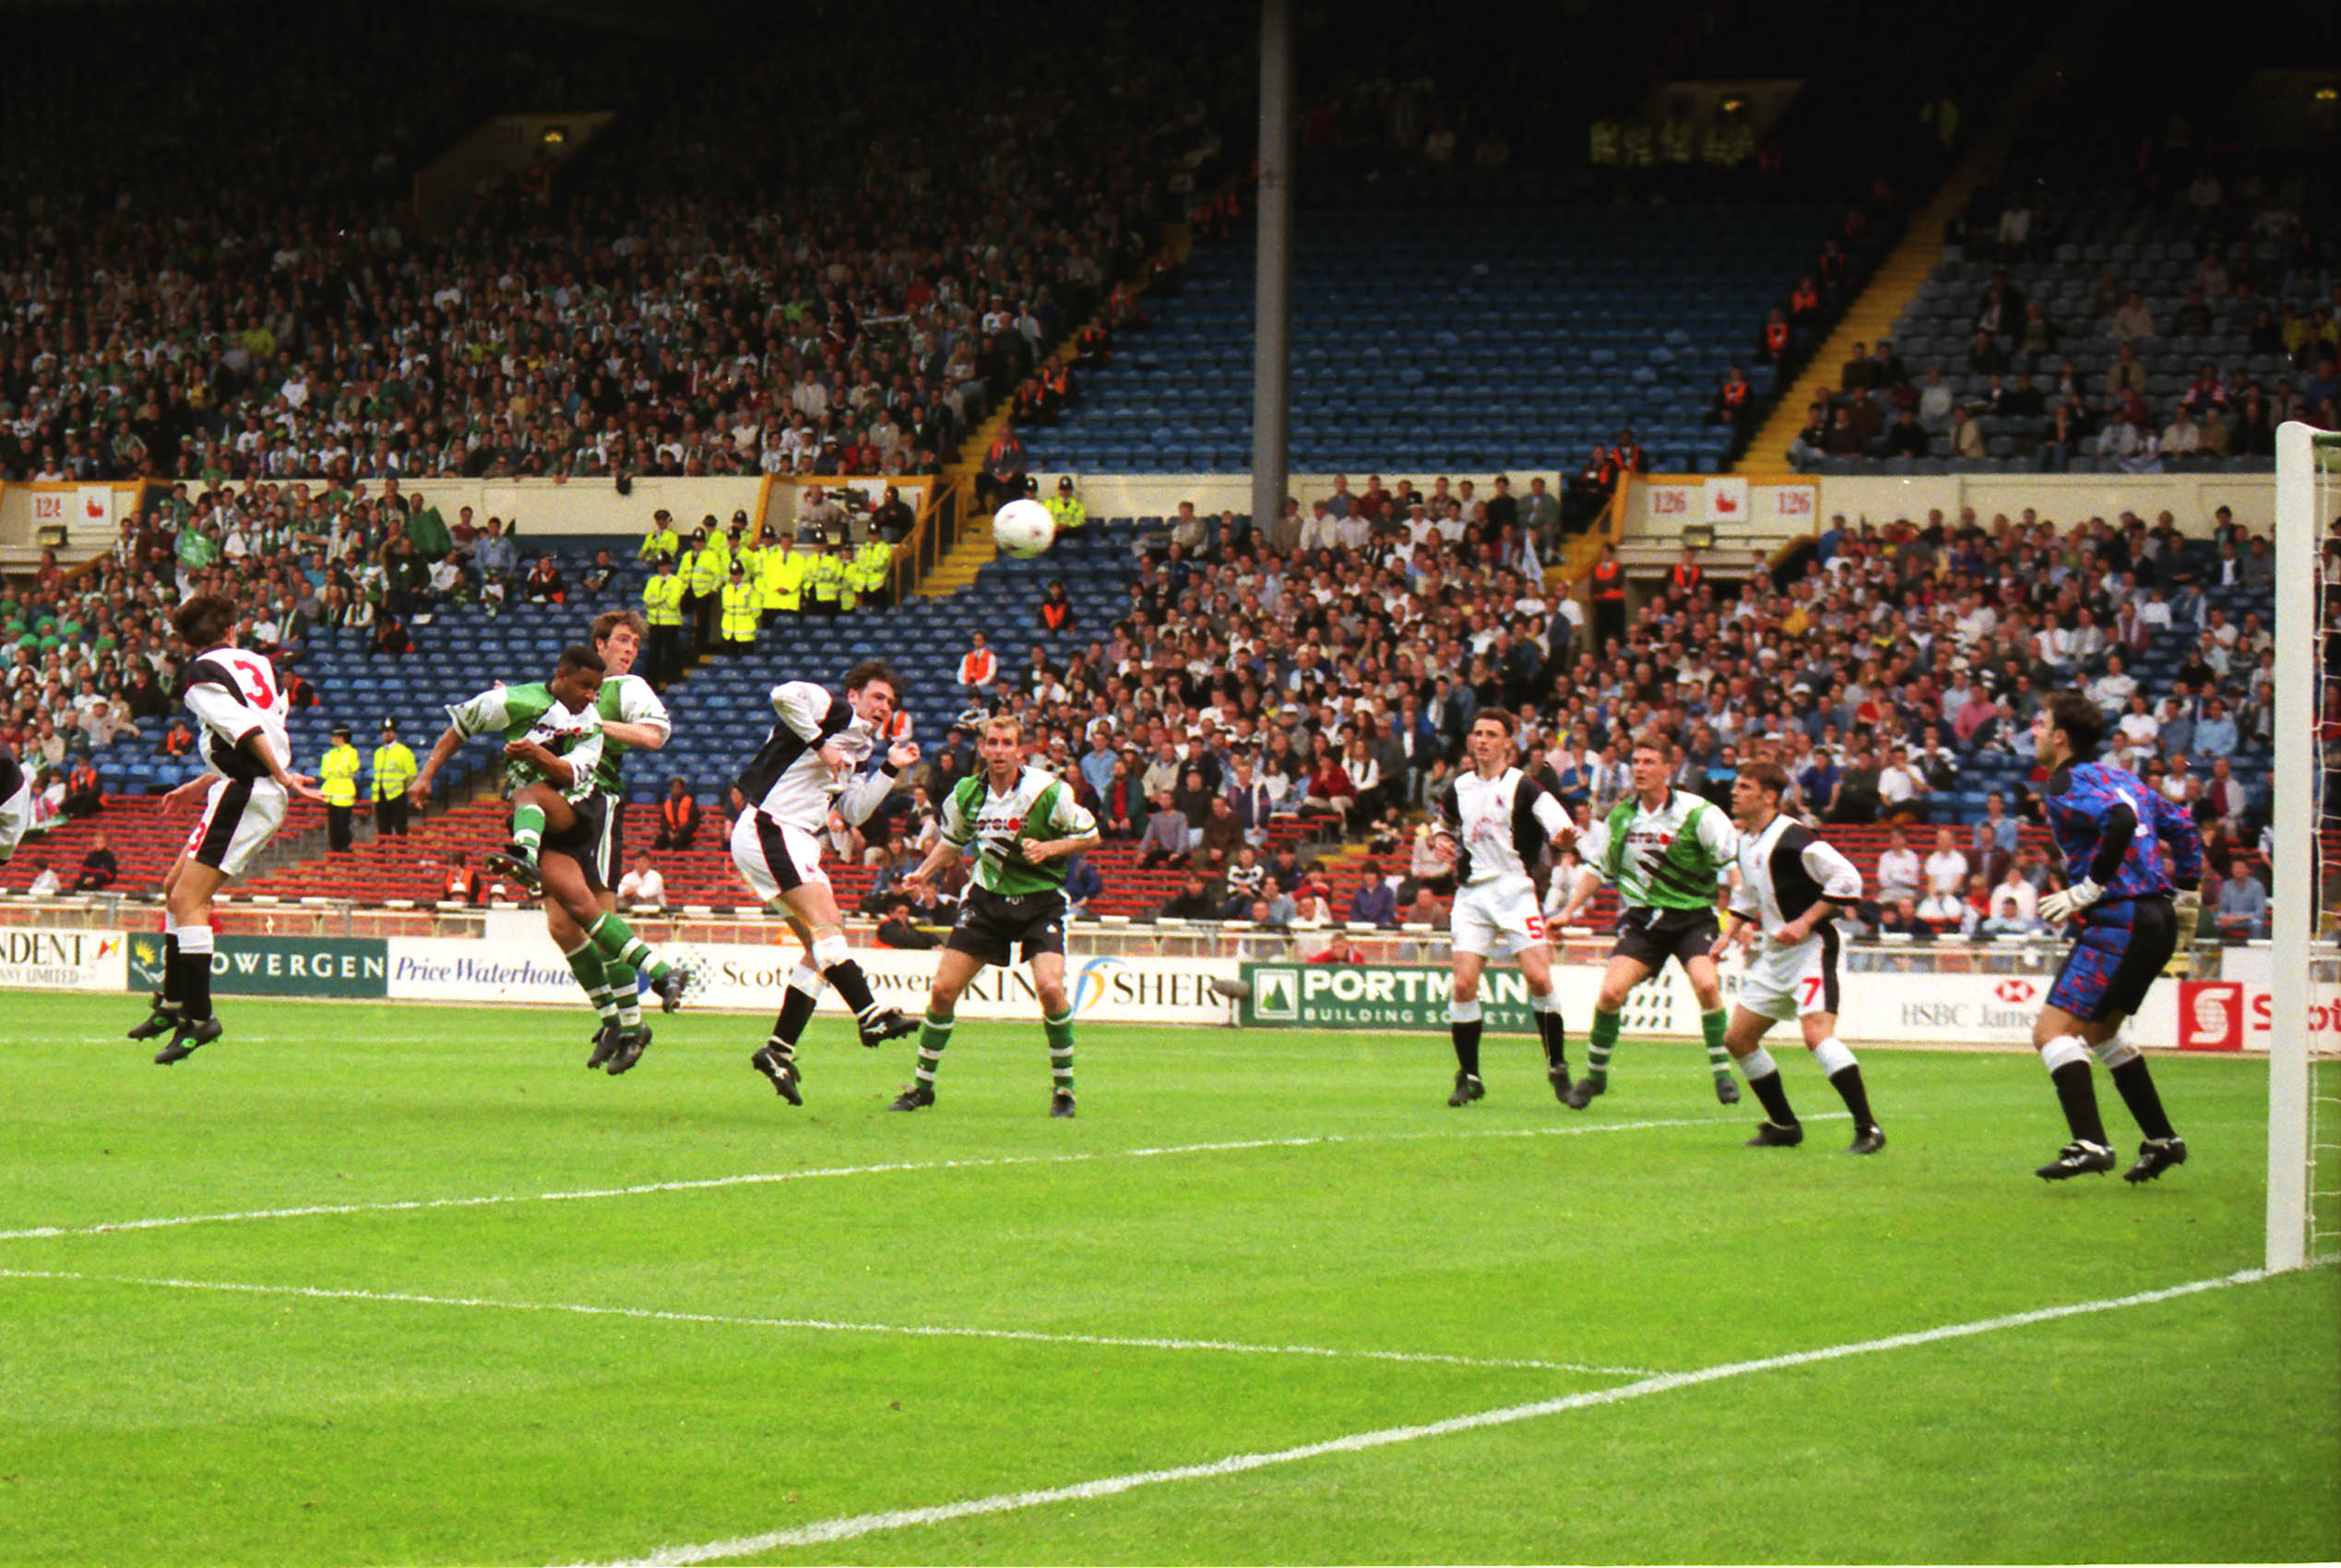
[2272,420,2340,1270]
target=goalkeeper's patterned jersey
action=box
[590,673,671,796]
[943,766,1098,896]
[1576,788,1737,912]
[446,681,603,802]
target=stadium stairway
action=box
[1738,0,2127,474]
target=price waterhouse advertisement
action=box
[0,927,126,992]
[386,938,1241,1024]
[125,934,387,998]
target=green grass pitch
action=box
[1,992,2335,1565]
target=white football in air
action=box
[992,499,1057,558]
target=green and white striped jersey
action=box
[1576,788,1737,912]
[590,673,671,796]
[446,681,604,803]
[943,766,1098,896]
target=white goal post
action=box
[2271,420,2332,1271]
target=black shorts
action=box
[946,885,1069,968]
[541,791,612,893]
[1610,905,1720,970]
[2048,895,2178,1023]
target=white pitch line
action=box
[0,1115,1760,1244]
[0,1268,1654,1379]
[571,1261,2318,1568]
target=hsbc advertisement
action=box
[1834,970,2179,1051]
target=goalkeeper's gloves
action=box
[2172,886,2202,934]
[2039,877,2102,924]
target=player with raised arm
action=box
[1710,761,1885,1153]
[2028,693,2201,1182]
[1429,709,1577,1107]
[889,715,1100,1116]
[1556,730,1742,1107]
[410,645,694,1021]
[126,595,323,1063]
[549,611,671,1074]
[733,660,921,1106]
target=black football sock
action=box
[1533,1006,1568,1069]
[1448,998,1483,1077]
[1739,1048,1800,1125]
[1828,1067,1878,1133]
[2109,1058,2177,1141]
[2050,1061,2109,1146]
[159,932,183,1012]
[175,925,216,1023]
[768,986,817,1055]
[822,957,884,1027]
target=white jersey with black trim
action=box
[734,680,894,833]
[1433,766,1575,888]
[178,644,291,782]
[1729,811,1863,939]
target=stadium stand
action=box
[1016,199,1864,477]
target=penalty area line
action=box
[568,1261,2319,1568]
[0,1114,1753,1244]
[0,1268,1653,1379]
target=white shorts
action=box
[182,775,287,879]
[1738,927,1842,1022]
[731,808,828,905]
[0,779,29,863]
[1450,876,1550,957]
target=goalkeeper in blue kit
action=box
[2027,694,2202,1183]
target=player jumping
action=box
[2028,694,2201,1182]
[127,595,324,1063]
[1710,761,1885,1153]
[548,611,671,1073]
[1429,709,1576,1106]
[732,661,921,1106]
[1556,730,1742,1108]
[410,645,694,1028]
[891,715,1100,1116]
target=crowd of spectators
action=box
[0,2,1247,490]
[820,472,2288,939]
[1788,189,2339,473]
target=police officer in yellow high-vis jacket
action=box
[372,720,419,838]
[641,555,685,685]
[732,529,765,608]
[762,536,807,623]
[720,560,761,653]
[1045,474,1087,534]
[803,541,847,616]
[850,535,893,609]
[637,508,681,564]
[683,520,730,649]
[319,723,361,852]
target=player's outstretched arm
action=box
[899,837,964,894]
[408,723,468,808]
[1556,863,1602,923]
